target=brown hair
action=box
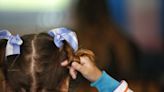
[0,32,95,92]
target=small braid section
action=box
[75,49,95,62]
[63,41,95,66]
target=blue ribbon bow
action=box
[0,29,23,56]
[48,27,78,52]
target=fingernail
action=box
[61,62,64,66]
[61,61,67,66]
[72,62,76,66]
[73,75,76,79]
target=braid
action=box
[62,41,80,65]
[63,41,95,66]
[62,41,95,92]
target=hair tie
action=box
[0,29,23,56]
[48,27,78,52]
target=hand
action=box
[61,56,102,82]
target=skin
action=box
[61,56,102,82]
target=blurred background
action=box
[0,0,164,92]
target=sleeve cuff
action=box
[90,71,120,92]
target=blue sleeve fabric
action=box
[90,71,120,92]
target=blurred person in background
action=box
[74,0,164,92]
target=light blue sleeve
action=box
[90,71,120,92]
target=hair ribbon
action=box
[0,29,23,56]
[48,27,78,52]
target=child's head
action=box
[0,28,88,92]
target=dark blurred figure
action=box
[75,0,137,78]
[74,0,164,92]
[74,0,139,92]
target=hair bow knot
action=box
[48,27,78,52]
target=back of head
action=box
[0,33,72,92]
[0,29,95,92]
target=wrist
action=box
[90,68,102,82]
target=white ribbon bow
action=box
[0,29,23,56]
[48,27,78,52]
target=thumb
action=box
[72,62,83,73]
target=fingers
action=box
[69,67,77,79]
[61,60,69,66]
[61,60,77,79]
[61,56,89,67]
[72,62,83,73]
[80,56,89,62]
[61,60,84,80]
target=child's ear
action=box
[0,40,7,65]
